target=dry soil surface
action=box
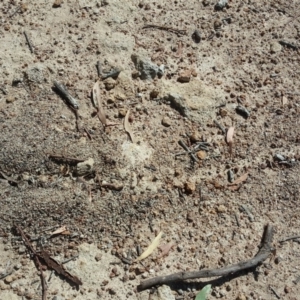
[0,0,300,300]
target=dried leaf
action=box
[195,284,212,300]
[50,226,67,236]
[227,185,240,191]
[92,81,106,126]
[136,231,163,262]
[226,126,234,155]
[228,172,248,185]
[124,109,135,143]
[226,126,234,144]
[157,242,175,259]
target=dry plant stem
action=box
[138,224,273,291]
[178,140,198,162]
[24,31,34,53]
[142,24,186,35]
[15,225,47,300]
[279,235,300,243]
[48,154,85,164]
[96,61,102,77]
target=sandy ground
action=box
[0,0,300,299]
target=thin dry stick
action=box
[138,224,273,291]
[279,235,300,243]
[142,24,186,35]
[24,31,34,53]
[15,225,47,300]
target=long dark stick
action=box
[138,224,273,291]
[15,225,47,300]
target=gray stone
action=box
[151,285,175,300]
[165,93,189,117]
[24,65,45,83]
[75,158,94,176]
[131,54,160,80]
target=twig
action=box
[48,154,85,165]
[24,31,34,54]
[96,61,102,77]
[15,225,47,300]
[214,120,226,134]
[62,254,79,264]
[137,224,273,290]
[240,204,254,222]
[142,24,186,36]
[293,274,300,284]
[101,68,121,80]
[9,5,21,18]
[0,269,14,280]
[279,40,298,50]
[178,140,198,163]
[269,286,281,299]
[279,235,300,243]
[53,80,79,110]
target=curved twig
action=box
[138,224,273,291]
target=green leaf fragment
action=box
[195,284,212,300]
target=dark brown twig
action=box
[142,24,186,36]
[24,31,34,53]
[15,225,47,300]
[138,224,273,291]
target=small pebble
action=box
[178,70,191,83]
[216,205,227,213]
[95,253,102,261]
[177,245,183,252]
[184,180,196,194]
[236,293,246,300]
[118,108,127,117]
[4,275,14,284]
[196,151,206,160]
[162,116,171,127]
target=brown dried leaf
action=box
[136,231,163,262]
[124,109,135,143]
[157,242,175,259]
[228,172,248,186]
[92,81,106,126]
[227,185,240,191]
